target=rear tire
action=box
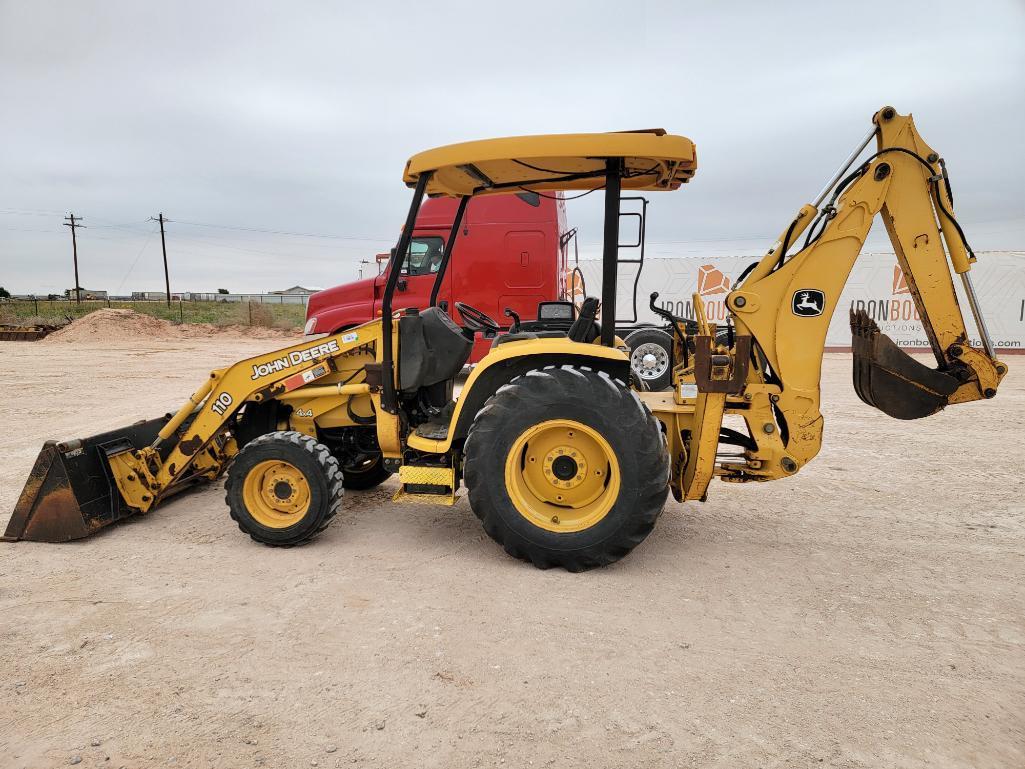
[225,431,343,547]
[463,366,669,571]
[625,328,673,391]
[341,454,392,490]
[320,427,393,490]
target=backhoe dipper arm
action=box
[727,106,1006,468]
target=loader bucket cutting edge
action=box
[3,416,174,543]
[850,308,960,421]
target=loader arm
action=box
[115,329,384,511]
[726,106,1006,467]
[4,324,388,541]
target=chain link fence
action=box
[0,298,308,329]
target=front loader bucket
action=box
[850,309,960,420]
[3,416,172,543]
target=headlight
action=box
[303,317,318,336]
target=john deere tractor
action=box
[6,108,1005,570]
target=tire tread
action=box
[225,430,344,547]
[464,365,669,571]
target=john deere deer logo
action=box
[697,264,731,296]
[792,289,825,317]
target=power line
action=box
[2,210,394,241]
[172,218,392,242]
[169,230,329,260]
[88,221,154,231]
[0,225,61,233]
[115,222,159,295]
[0,209,66,218]
[166,243,350,264]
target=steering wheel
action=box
[455,302,501,333]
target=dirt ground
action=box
[0,332,1022,769]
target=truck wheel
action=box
[625,328,673,391]
[463,366,669,571]
[225,431,343,547]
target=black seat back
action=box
[567,296,601,343]
[398,307,472,392]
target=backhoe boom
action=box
[725,106,1005,469]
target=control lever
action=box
[649,292,691,337]
[648,292,676,325]
[650,292,690,367]
[504,307,521,333]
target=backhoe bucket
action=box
[3,416,172,543]
[850,309,959,420]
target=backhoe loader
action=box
[5,106,1006,570]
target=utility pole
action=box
[63,213,84,304]
[150,213,171,307]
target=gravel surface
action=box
[1,336,1021,768]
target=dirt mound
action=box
[44,308,301,343]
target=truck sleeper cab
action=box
[305,191,570,363]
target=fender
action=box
[406,337,630,454]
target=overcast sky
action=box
[1,0,1023,295]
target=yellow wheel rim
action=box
[504,419,621,533]
[241,459,311,529]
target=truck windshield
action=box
[401,236,445,276]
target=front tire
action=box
[225,431,343,547]
[463,366,669,571]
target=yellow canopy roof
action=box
[402,130,697,197]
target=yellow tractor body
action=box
[5,108,1006,570]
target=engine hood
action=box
[307,277,376,317]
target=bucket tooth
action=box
[849,308,959,420]
[3,416,171,543]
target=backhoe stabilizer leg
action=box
[850,309,960,420]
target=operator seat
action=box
[398,307,472,392]
[567,296,602,343]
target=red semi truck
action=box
[305,191,576,363]
[305,192,679,388]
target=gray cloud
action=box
[2,0,1023,294]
